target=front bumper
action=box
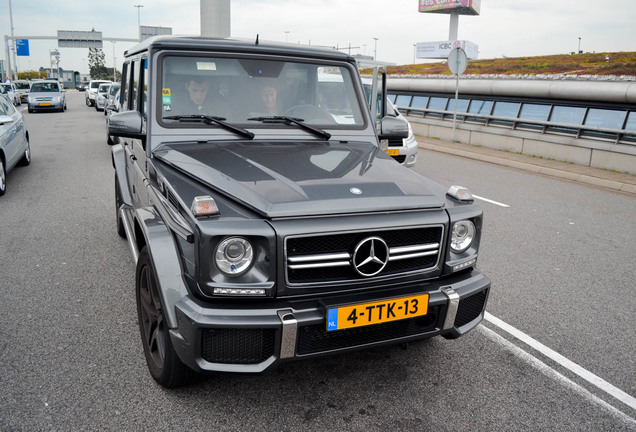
[389,133,418,167]
[28,101,63,111]
[170,269,490,373]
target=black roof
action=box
[124,35,354,64]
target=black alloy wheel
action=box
[136,247,191,388]
[18,140,31,166]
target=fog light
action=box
[213,288,266,296]
[452,258,477,272]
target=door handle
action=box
[130,154,137,161]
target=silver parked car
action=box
[27,81,66,113]
[95,82,112,111]
[0,94,30,196]
[0,83,21,106]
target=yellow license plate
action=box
[387,149,400,156]
[39,103,51,106]
[326,294,429,331]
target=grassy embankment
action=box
[362,52,636,76]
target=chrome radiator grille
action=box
[285,226,443,285]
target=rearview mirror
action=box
[379,116,409,141]
[108,111,144,139]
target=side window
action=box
[132,59,141,112]
[0,97,9,115]
[140,57,148,118]
[121,62,130,111]
[0,96,15,115]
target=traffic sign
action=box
[448,47,468,75]
[16,39,29,57]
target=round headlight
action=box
[451,220,476,253]
[215,237,253,276]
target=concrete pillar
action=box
[449,12,459,41]
[201,0,231,38]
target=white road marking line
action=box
[484,312,636,413]
[478,325,636,425]
[472,194,510,208]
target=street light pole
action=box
[8,0,18,80]
[134,5,144,41]
[373,37,378,61]
[578,37,581,54]
[111,41,117,81]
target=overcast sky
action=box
[4,0,636,76]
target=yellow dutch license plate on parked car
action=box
[387,148,399,156]
[326,294,429,331]
[39,103,51,106]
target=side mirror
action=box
[108,111,144,139]
[379,116,409,141]
[0,115,13,125]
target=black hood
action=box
[154,140,444,218]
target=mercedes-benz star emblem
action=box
[352,237,389,277]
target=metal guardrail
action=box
[396,106,636,147]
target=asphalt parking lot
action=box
[1,91,634,431]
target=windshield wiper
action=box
[247,116,331,140]
[164,115,255,140]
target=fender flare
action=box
[111,144,133,206]
[134,207,190,329]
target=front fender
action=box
[135,207,190,329]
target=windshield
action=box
[30,82,60,92]
[99,84,110,92]
[160,54,365,128]
[14,82,30,90]
[0,85,8,93]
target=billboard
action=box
[140,26,172,41]
[416,40,479,60]
[418,0,481,15]
[57,30,103,48]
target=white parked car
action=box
[85,80,111,107]
[0,94,30,196]
[362,79,418,167]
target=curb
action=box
[418,141,636,196]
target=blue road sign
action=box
[16,39,29,57]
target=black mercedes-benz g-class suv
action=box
[109,36,490,388]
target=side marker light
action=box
[191,196,220,217]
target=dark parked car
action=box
[77,81,89,92]
[109,36,490,388]
[0,94,30,196]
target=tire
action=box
[18,140,31,166]
[115,176,126,238]
[136,247,193,388]
[86,97,91,107]
[0,158,6,196]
